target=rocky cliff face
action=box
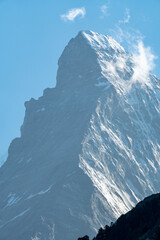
[0,30,160,240]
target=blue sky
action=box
[0,0,160,160]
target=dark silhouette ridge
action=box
[78,193,160,240]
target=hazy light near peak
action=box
[132,41,157,85]
[119,8,131,24]
[108,7,157,90]
[110,24,157,88]
[60,7,86,21]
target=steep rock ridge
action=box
[0,30,160,240]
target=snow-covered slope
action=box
[0,30,160,240]
[80,31,160,218]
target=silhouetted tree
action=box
[78,235,89,240]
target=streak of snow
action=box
[6,193,21,207]
[0,208,30,229]
[26,157,32,163]
[27,185,53,200]
[37,107,45,112]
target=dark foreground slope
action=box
[79,193,160,240]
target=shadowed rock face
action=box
[0,30,160,240]
[0,32,102,240]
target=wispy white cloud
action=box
[131,41,157,85]
[109,8,157,88]
[101,5,108,15]
[110,7,142,48]
[100,1,110,18]
[60,7,86,21]
[119,8,131,24]
[110,25,144,46]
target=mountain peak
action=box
[56,30,127,90]
[76,30,158,94]
[0,30,160,240]
[79,30,125,53]
[56,30,102,89]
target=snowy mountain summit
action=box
[0,30,160,240]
